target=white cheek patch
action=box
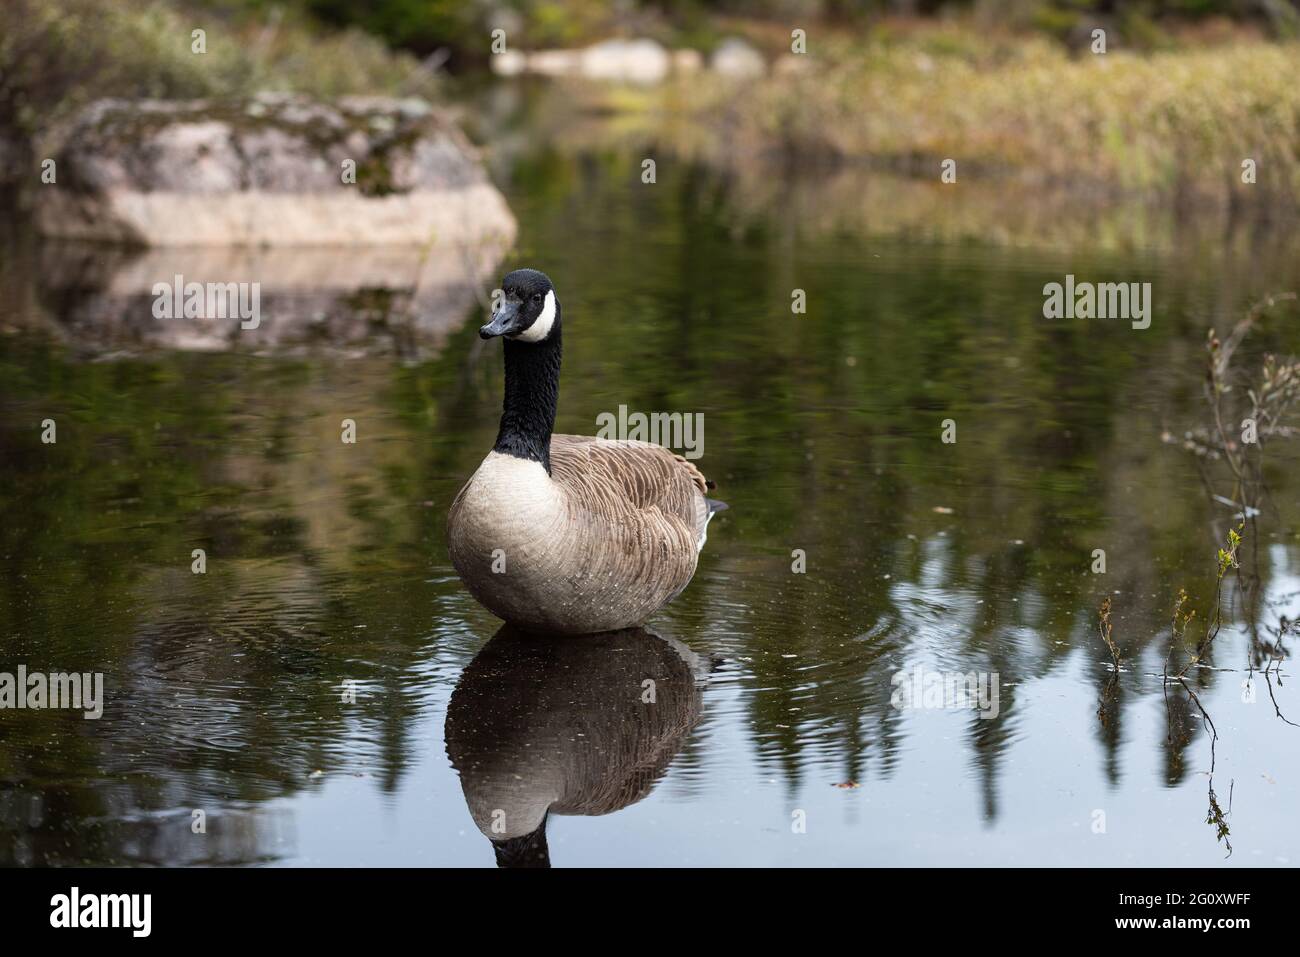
[513,290,556,343]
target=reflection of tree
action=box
[0,336,465,864]
[0,556,448,864]
[4,148,1300,863]
[488,153,1300,827]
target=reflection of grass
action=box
[1095,598,1121,726]
[1161,524,1243,858]
[1098,597,1120,667]
[1166,524,1241,680]
[1161,290,1300,853]
[682,31,1300,206]
[1206,780,1233,855]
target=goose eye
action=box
[532,293,542,303]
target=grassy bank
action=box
[0,0,439,152]
[681,26,1300,207]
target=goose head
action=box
[480,268,558,343]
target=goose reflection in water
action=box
[445,625,707,867]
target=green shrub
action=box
[0,0,438,147]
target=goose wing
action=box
[549,435,714,547]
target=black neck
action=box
[492,319,561,473]
[491,818,550,868]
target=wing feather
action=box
[550,435,709,536]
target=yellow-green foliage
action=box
[0,0,438,140]
[691,31,1300,202]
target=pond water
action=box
[1,86,1299,867]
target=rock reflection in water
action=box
[27,240,508,358]
[445,626,707,867]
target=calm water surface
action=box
[1,96,1299,866]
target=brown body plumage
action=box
[448,436,716,633]
[447,267,723,634]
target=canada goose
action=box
[448,268,725,634]
[445,624,706,867]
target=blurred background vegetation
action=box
[154,0,1300,58]
[2,0,1298,200]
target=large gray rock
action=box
[489,38,673,84]
[710,38,765,79]
[578,39,671,84]
[36,94,517,247]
